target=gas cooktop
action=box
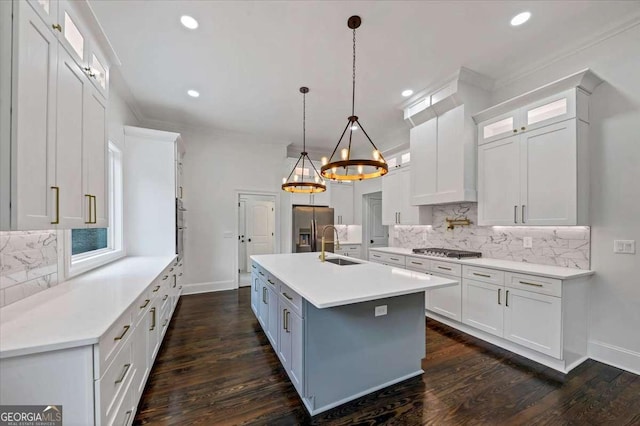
[411,248,482,259]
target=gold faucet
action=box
[319,225,340,262]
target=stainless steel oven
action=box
[176,198,185,260]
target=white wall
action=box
[181,129,287,292]
[493,23,640,374]
[108,76,140,149]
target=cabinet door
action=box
[520,119,577,225]
[84,87,108,227]
[522,90,576,133]
[436,105,465,196]
[381,171,400,225]
[56,47,87,228]
[278,299,292,368]
[289,309,304,395]
[13,2,58,230]
[266,286,279,347]
[250,273,259,316]
[478,110,520,145]
[330,183,353,224]
[26,0,59,33]
[399,167,419,225]
[426,272,461,321]
[57,0,87,67]
[258,282,268,330]
[410,119,437,203]
[131,317,149,401]
[478,136,521,226]
[462,279,503,337]
[148,303,160,362]
[504,288,562,358]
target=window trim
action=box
[65,141,125,279]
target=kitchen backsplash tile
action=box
[0,231,59,307]
[390,203,590,269]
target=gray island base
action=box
[250,252,457,415]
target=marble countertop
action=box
[0,256,176,359]
[251,252,457,309]
[369,247,594,280]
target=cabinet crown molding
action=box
[472,69,603,124]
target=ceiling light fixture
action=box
[510,11,531,26]
[187,89,200,98]
[402,89,414,97]
[282,87,326,194]
[180,15,199,29]
[321,16,387,182]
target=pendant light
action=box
[282,87,326,193]
[320,15,388,181]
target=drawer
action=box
[256,265,267,280]
[250,261,259,274]
[279,282,303,317]
[430,260,462,276]
[98,335,133,424]
[108,369,135,426]
[265,272,279,290]
[341,244,360,251]
[505,272,562,297]
[369,251,405,267]
[369,252,385,263]
[133,288,152,325]
[99,308,133,373]
[463,265,504,286]
[405,256,430,273]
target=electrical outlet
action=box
[523,237,533,248]
[614,240,636,254]
[375,305,387,317]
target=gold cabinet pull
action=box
[114,363,131,384]
[410,261,422,265]
[178,285,182,290]
[162,275,168,280]
[114,325,130,341]
[162,319,169,327]
[173,275,177,288]
[170,267,174,272]
[92,195,97,223]
[162,294,168,301]
[437,266,452,271]
[282,292,293,301]
[124,411,132,425]
[50,186,60,224]
[84,194,92,224]
[178,272,183,277]
[152,285,160,292]
[140,299,150,309]
[521,126,526,131]
[513,129,518,133]
[473,272,491,278]
[52,23,62,32]
[519,281,543,287]
[150,307,156,330]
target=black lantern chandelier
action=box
[320,16,388,181]
[282,87,326,193]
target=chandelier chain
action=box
[352,27,356,116]
[303,91,306,151]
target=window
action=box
[65,142,124,277]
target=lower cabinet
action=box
[250,271,259,315]
[266,284,279,347]
[427,272,462,322]
[462,278,504,337]
[258,279,269,329]
[277,298,304,394]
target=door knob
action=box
[248,238,252,242]
[370,240,374,244]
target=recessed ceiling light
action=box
[187,90,200,98]
[180,15,198,29]
[401,89,414,97]
[510,11,531,26]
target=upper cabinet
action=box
[474,70,603,226]
[0,0,119,230]
[329,182,353,225]
[381,158,432,226]
[404,68,493,205]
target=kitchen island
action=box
[250,252,457,415]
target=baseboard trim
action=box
[182,280,236,295]
[589,340,640,376]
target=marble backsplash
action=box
[334,225,362,243]
[0,231,59,307]
[391,203,590,269]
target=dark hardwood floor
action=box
[134,288,640,425]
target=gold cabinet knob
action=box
[513,129,518,133]
[521,127,526,131]
[52,24,62,32]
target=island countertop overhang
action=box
[251,252,457,309]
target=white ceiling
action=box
[91,0,640,151]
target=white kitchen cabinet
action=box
[478,119,581,226]
[478,111,518,145]
[250,271,259,315]
[335,244,361,259]
[330,182,353,224]
[427,271,461,322]
[382,167,432,225]
[462,278,504,338]
[266,282,279,347]
[2,0,115,231]
[504,288,562,358]
[288,308,304,394]
[409,118,437,200]
[258,279,269,330]
[278,298,292,366]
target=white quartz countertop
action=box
[369,247,594,280]
[251,253,457,309]
[0,256,176,359]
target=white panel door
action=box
[504,288,562,358]
[13,2,58,230]
[238,200,247,274]
[426,272,461,321]
[246,199,275,266]
[56,47,86,228]
[289,309,304,395]
[410,118,437,202]
[83,87,108,227]
[462,279,504,337]
[520,119,577,225]
[436,105,464,196]
[478,136,521,226]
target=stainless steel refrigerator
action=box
[292,205,335,253]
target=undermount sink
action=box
[325,258,361,266]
